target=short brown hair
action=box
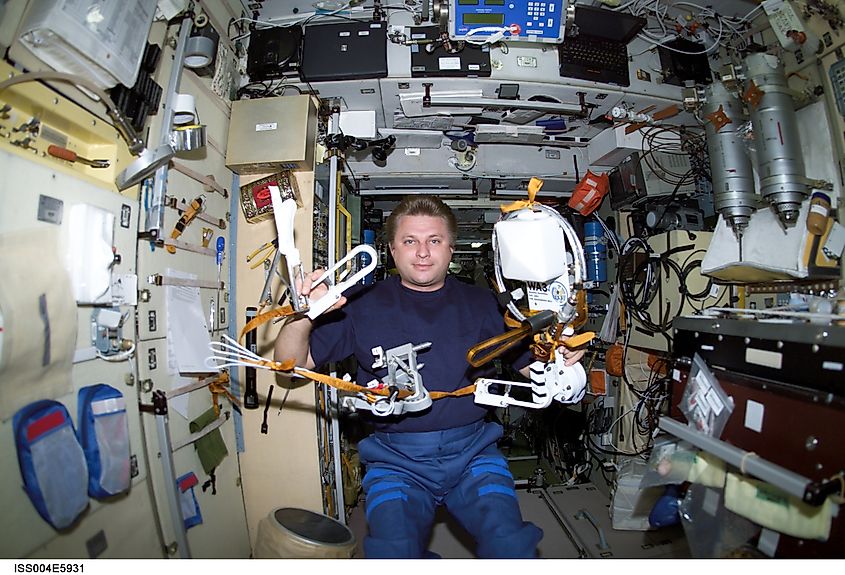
[385,195,458,246]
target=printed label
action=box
[439,57,461,70]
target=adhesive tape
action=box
[173,93,196,125]
[170,124,207,152]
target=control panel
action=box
[449,0,568,44]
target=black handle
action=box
[244,307,259,410]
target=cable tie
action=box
[739,451,759,475]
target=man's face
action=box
[389,214,454,292]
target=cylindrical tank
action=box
[253,507,356,559]
[744,52,808,227]
[583,219,607,283]
[701,81,757,237]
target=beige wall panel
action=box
[0,148,158,559]
[26,486,164,559]
[130,6,250,557]
[235,170,324,551]
[135,339,250,558]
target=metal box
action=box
[12,0,156,89]
[225,95,318,174]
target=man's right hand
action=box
[298,268,347,316]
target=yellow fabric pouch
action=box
[723,473,837,541]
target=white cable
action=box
[206,335,277,371]
[97,342,136,363]
[741,3,765,22]
[464,25,515,46]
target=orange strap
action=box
[500,177,543,213]
[167,196,203,254]
[239,301,482,402]
[466,323,532,368]
[207,371,241,417]
[239,304,298,342]
[563,331,596,348]
[430,384,477,400]
[274,363,478,403]
[294,367,412,399]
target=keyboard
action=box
[558,34,630,86]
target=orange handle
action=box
[47,145,77,162]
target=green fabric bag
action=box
[189,407,228,475]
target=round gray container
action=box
[254,508,356,559]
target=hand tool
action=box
[47,145,110,168]
[261,385,274,434]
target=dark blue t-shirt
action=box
[309,275,531,433]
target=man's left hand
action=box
[558,342,586,366]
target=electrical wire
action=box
[612,0,758,57]
[97,342,136,363]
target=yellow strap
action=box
[239,305,298,342]
[500,177,543,213]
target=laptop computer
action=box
[300,20,388,82]
[558,5,646,86]
[247,25,302,82]
[410,26,491,78]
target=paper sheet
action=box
[165,269,216,375]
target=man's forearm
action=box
[274,316,316,369]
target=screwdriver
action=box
[47,145,110,168]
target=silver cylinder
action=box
[744,52,808,227]
[702,81,757,236]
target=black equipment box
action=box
[410,26,491,78]
[300,20,388,82]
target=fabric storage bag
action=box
[78,384,131,498]
[13,400,89,529]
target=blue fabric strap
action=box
[478,484,517,499]
[471,464,513,478]
[366,491,409,520]
[473,456,508,468]
[367,480,406,496]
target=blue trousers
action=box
[358,420,543,559]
